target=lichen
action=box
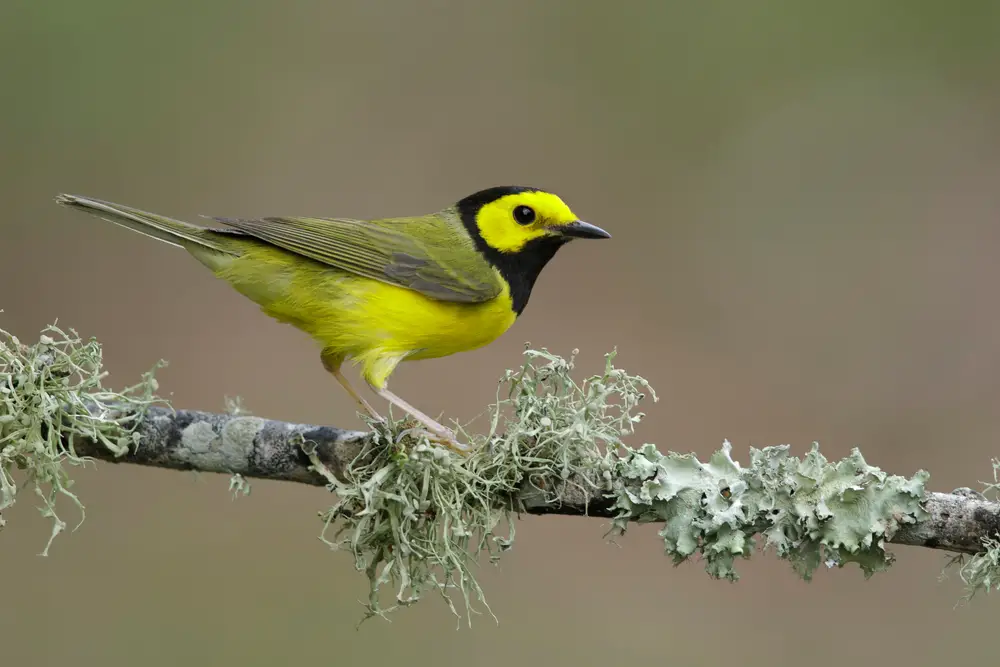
[3,318,973,627]
[953,458,1000,599]
[0,320,165,553]
[309,347,655,626]
[610,441,931,581]
[310,344,940,625]
[224,395,255,497]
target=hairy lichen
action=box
[311,347,655,626]
[0,321,164,553]
[953,458,1000,599]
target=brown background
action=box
[3,2,1000,665]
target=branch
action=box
[70,406,1000,556]
[71,406,370,487]
[4,321,1000,625]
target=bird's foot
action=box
[397,424,473,456]
[395,425,472,456]
[371,386,473,455]
[389,424,473,457]
[419,426,473,456]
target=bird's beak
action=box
[559,220,611,240]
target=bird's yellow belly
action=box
[338,280,517,361]
[209,245,516,388]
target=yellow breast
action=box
[208,244,517,389]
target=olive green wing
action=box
[212,212,503,303]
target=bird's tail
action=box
[55,194,237,255]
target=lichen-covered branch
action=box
[4,320,1000,626]
[71,405,370,487]
[69,405,1000,558]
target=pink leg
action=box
[372,386,471,454]
[321,352,381,420]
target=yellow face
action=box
[474,191,582,253]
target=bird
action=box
[56,186,610,453]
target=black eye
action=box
[513,205,536,225]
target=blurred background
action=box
[3,1,1000,664]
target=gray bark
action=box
[71,406,1000,556]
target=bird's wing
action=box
[212,212,503,303]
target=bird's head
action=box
[452,186,609,315]
[455,186,609,255]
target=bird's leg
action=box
[371,386,472,454]
[321,352,382,421]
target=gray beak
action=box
[560,220,611,239]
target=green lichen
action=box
[4,318,979,627]
[953,458,1000,599]
[0,321,164,553]
[308,347,655,626]
[610,441,931,581]
[956,535,1000,599]
[309,344,943,625]
[224,397,254,497]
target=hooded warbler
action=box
[56,187,610,453]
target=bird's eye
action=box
[513,205,536,225]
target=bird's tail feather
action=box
[55,194,236,255]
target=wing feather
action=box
[212,213,502,303]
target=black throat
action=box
[456,187,567,316]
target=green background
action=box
[3,1,1000,664]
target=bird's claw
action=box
[421,428,473,456]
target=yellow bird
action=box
[56,187,610,452]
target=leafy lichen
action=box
[0,321,164,553]
[610,441,931,581]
